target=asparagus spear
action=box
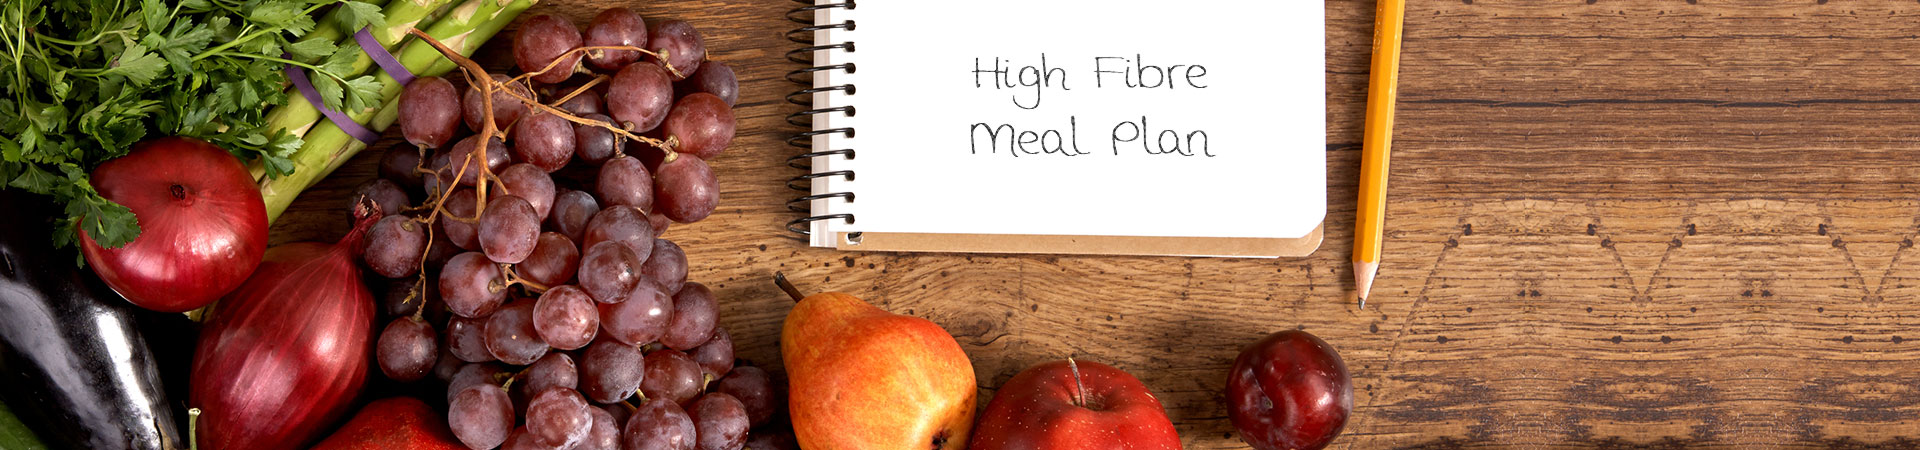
[257,0,454,158]
[260,0,537,220]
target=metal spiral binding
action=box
[784,0,857,236]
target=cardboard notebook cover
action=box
[826,225,1324,258]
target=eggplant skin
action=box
[0,192,181,450]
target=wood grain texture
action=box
[267,0,1920,447]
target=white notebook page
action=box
[810,0,1325,243]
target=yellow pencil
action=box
[1356,0,1407,308]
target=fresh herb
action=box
[0,0,386,250]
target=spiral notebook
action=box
[783,0,1326,257]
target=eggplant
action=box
[0,191,182,450]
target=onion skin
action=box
[189,204,380,450]
[80,136,268,313]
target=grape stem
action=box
[513,45,687,85]
[549,74,610,107]
[498,263,551,293]
[774,272,806,303]
[407,29,686,157]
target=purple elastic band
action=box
[284,60,382,144]
[354,27,415,86]
[283,27,420,144]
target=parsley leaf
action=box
[109,44,170,87]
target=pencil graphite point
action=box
[1354,260,1378,308]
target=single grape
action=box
[423,151,453,199]
[513,111,577,172]
[352,178,412,218]
[641,239,687,294]
[578,241,644,303]
[500,427,545,450]
[441,251,507,318]
[495,163,558,219]
[601,403,632,429]
[660,93,736,161]
[549,190,602,244]
[583,205,656,258]
[399,76,463,149]
[678,61,738,106]
[376,317,437,382]
[662,282,718,350]
[433,345,464,382]
[598,283,673,346]
[647,20,706,80]
[622,397,695,450]
[579,406,622,450]
[520,232,580,287]
[448,135,511,187]
[440,188,481,250]
[560,90,606,117]
[653,156,719,223]
[380,146,426,189]
[484,298,550,365]
[425,226,461,266]
[464,74,536,131]
[534,285,600,350]
[515,15,585,85]
[382,278,433,317]
[715,366,777,428]
[447,315,495,363]
[580,337,645,404]
[648,211,671,237]
[448,362,507,403]
[527,388,593,447]
[746,432,801,450]
[640,349,705,407]
[688,393,749,450]
[363,215,426,278]
[448,384,515,450]
[574,114,626,166]
[521,354,576,401]
[608,63,675,133]
[597,157,655,211]
[585,8,647,70]
[690,328,733,379]
[479,195,541,264]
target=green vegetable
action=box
[256,0,450,152]
[261,0,536,220]
[0,400,46,450]
[0,0,387,251]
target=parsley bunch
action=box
[0,0,385,250]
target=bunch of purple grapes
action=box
[352,9,789,450]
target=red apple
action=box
[970,359,1181,450]
[1226,330,1352,450]
[80,137,267,312]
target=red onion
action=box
[189,202,381,450]
[80,136,268,313]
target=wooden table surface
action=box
[269,0,1920,448]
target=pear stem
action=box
[1068,357,1088,408]
[775,272,806,303]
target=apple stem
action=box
[1068,357,1088,408]
[774,272,806,303]
[187,407,201,450]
